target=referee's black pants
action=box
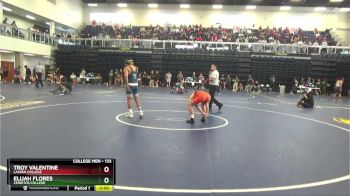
[209,85,222,109]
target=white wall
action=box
[85,4,349,32]
[3,0,83,29]
[0,52,15,62]
[0,35,52,56]
[334,12,350,46]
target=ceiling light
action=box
[46,22,51,26]
[246,5,257,10]
[330,0,343,2]
[0,50,13,53]
[290,0,301,2]
[117,3,127,7]
[314,7,327,11]
[339,7,350,11]
[212,4,223,9]
[24,53,35,56]
[2,6,12,12]
[280,6,291,10]
[148,3,158,8]
[88,3,98,7]
[43,56,51,58]
[180,4,190,9]
[25,15,35,20]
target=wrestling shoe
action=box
[200,117,205,123]
[125,112,133,118]
[186,118,194,124]
[139,110,144,117]
[218,104,223,111]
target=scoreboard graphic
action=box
[7,158,116,191]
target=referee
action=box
[208,64,223,111]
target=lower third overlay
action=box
[7,158,116,192]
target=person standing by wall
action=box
[108,69,114,86]
[24,65,31,85]
[165,71,172,87]
[232,75,239,92]
[0,66,3,82]
[3,65,8,82]
[226,74,232,91]
[34,63,44,88]
[177,71,183,83]
[14,66,21,83]
[208,64,223,111]
[149,70,155,88]
[155,70,160,88]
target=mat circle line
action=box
[116,110,229,131]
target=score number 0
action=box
[103,166,110,184]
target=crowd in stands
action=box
[80,21,337,46]
[1,17,74,42]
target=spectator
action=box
[78,24,336,46]
[3,65,9,82]
[149,70,155,88]
[14,66,21,83]
[232,75,239,92]
[108,69,114,85]
[34,63,44,88]
[2,18,9,35]
[177,71,183,82]
[226,74,232,90]
[0,66,2,82]
[165,71,172,87]
[80,68,86,84]
[11,21,18,36]
[155,70,160,88]
[70,72,77,85]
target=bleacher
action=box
[251,56,310,85]
[54,44,349,93]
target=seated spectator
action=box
[321,39,328,47]
[14,66,21,83]
[297,90,314,108]
[79,68,86,84]
[170,80,186,94]
[70,72,77,85]
[95,73,102,84]
[78,24,336,46]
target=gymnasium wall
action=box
[3,0,84,29]
[335,12,350,46]
[85,4,349,31]
[0,52,51,78]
